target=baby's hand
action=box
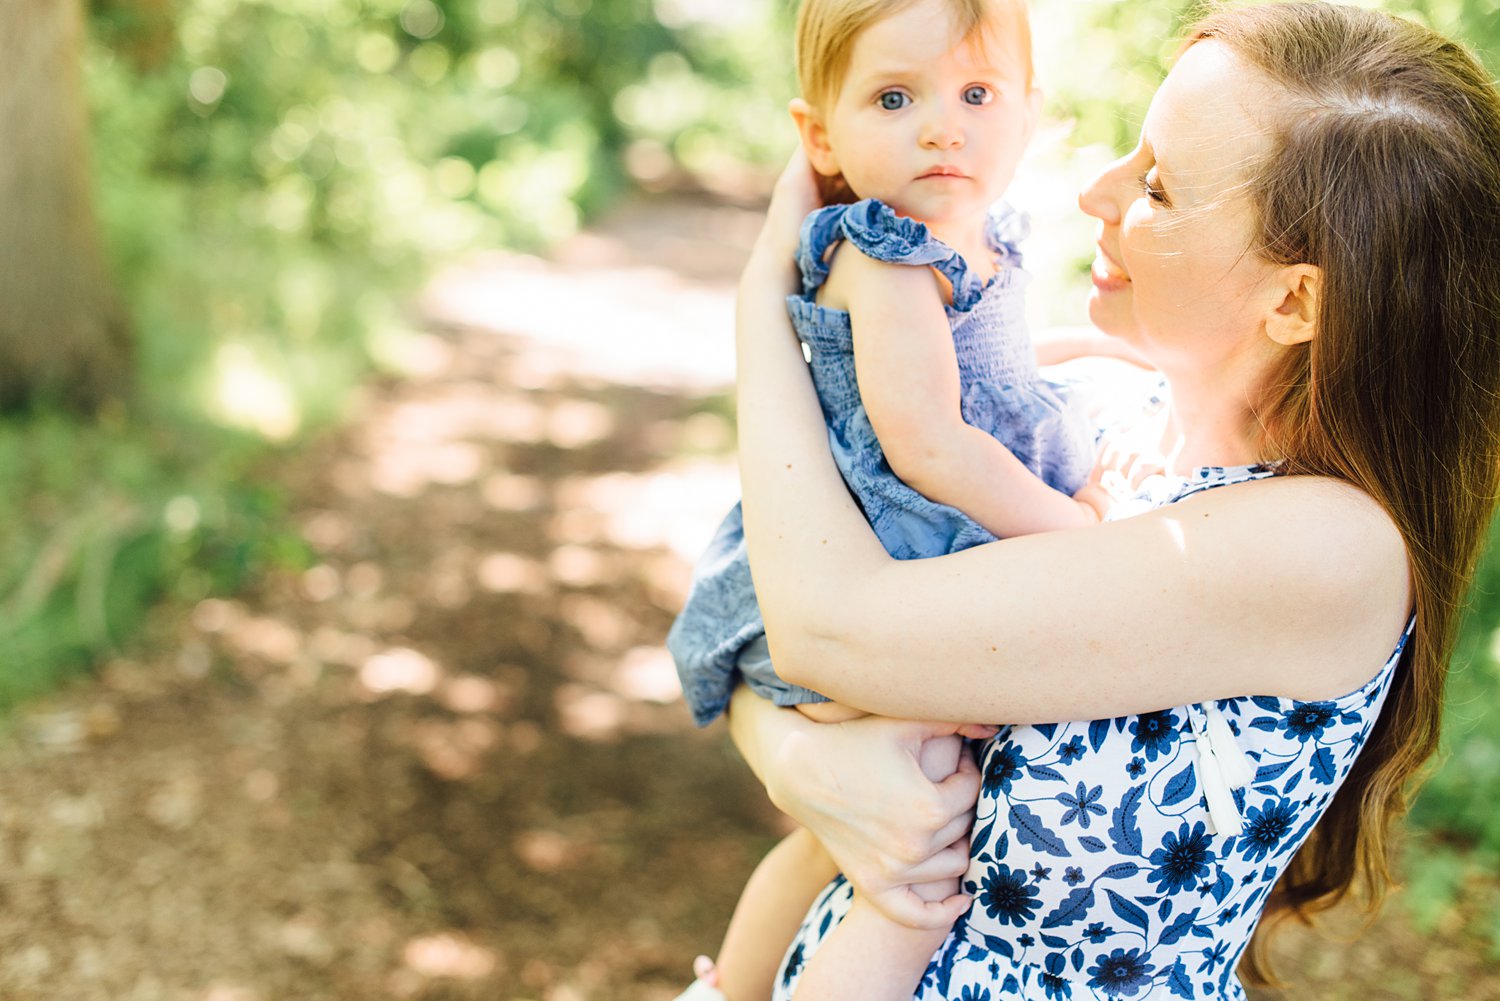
[1091,436,1167,501]
[1072,482,1114,523]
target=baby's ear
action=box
[789,98,841,178]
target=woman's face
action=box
[1078,41,1290,375]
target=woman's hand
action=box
[728,686,993,930]
[776,715,989,928]
[747,148,823,275]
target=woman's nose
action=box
[1078,157,1128,224]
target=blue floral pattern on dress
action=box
[772,463,1411,1000]
[667,198,1095,726]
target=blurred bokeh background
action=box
[1,0,1498,997]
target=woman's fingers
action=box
[936,744,983,813]
[771,147,820,213]
[901,842,972,883]
[766,714,981,910]
[757,148,821,261]
[868,886,974,930]
[932,811,977,856]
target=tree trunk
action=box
[0,0,131,412]
[93,0,177,72]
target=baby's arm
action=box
[824,246,1107,534]
[1033,325,1154,368]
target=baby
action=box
[670,1,1105,997]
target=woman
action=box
[722,3,1500,998]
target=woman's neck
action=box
[1157,371,1263,472]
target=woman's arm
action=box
[1032,325,1154,368]
[832,249,1105,533]
[737,166,1411,726]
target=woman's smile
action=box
[1091,246,1131,291]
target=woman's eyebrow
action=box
[1140,131,1175,181]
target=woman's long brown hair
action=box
[1185,2,1500,984]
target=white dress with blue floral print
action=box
[772,463,1409,1000]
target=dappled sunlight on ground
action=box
[0,192,770,1001]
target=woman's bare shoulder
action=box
[1166,472,1406,579]
[1155,472,1410,697]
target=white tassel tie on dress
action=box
[1188,703,1255,837]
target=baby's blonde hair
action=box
[795,0,1033,109]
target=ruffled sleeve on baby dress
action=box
[794,199,991,311]
[984,201,1029,271]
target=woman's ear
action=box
[789,98,841,178]
[1265,263,1322,346]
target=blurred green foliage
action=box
[6,0,801,703]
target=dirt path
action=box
[0,194,1494,1001]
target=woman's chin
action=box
[1087,289,1142,342]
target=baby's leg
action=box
[714,826,840,1001]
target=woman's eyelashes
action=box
[1141,168,1170,205]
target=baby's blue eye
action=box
[963,85,992,106]
[878,91,909,111]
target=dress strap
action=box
[795,199,989,310]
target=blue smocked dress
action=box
[772,462,1413,1001]
[668,199,1094,726]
